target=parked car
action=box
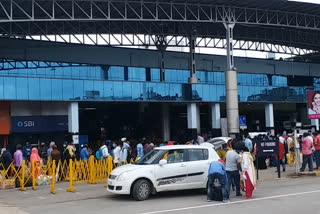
[107,145,220,200]
[204,137,232,151]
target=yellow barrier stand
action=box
[32,160,36,190]
[89,156,97,184]
[104,156,114,188]
[67,159,75,192]
[50,160,56,194]
[19,160,26,191]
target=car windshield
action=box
[135,149,167,165]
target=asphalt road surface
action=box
[0,174,320,214]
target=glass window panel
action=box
[103,81,113,100]
[272,76,287,86]
[79,67,88,79]
[71,66,80,79]
[113,82,123,99]
[96,67,104,80]
[72,80,83,100]
[28,78,40,100]
[86,67,95,79]
[36,67,46,77]
[16,77,29,100]
[45,67,54,78]
[108,66,124,81]
[165,69,189,83]
[51,79,63,100]
[151,68,160,82]
[27,69,36,77]
[122,82,132,100]
[0,69,8,76]
[94,81,104,100]
[63,79,74,100]
[54,67,64,78]
[4,77,16,99]
[0,77,4,99]
[131,82,143,100]
[84,80,94,100]
[40,79,52,100]
[128,67,146,81]
[63,67,72,78]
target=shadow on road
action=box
[104,189,205,202]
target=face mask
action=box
[224,148,228,151]
[113,144,116,148]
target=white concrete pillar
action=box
[224,22,239,137]
[188,103,200,138]
[211,103,221,129]
[265,103,274,129]
[311,119,319,131]
[162,103,170,142]
[68,102,79,134]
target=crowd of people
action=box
[207,139,256,203]
[207,130,320,203]
[1,130,320,198]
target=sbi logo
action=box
[17,121,24,127]
[17,121,35,128]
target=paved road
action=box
[1,169,320,214]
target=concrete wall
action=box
[1,38,320,77]
[11,101,68,116]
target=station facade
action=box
[1,43,320,149]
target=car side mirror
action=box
[159,159,167,166]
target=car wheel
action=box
[132,179,151,201]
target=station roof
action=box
[1,0,320,53]
[160,0,320,15]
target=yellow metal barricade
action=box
[67,159,75,192]
[50,160,56,194]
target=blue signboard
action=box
[11,116,68,133]
[239,116,247,127]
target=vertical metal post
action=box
[160,50,165,82]
[189,36,198,84]
[294,129,300,174]
[224,22,239,137]
[156,36,167,82]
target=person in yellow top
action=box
[287,134,295,166]
[218,144,229,162]
[66,141,76,160]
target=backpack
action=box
[95,148,103,160]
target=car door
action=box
[185,148,210,189]
[154,149,188,192]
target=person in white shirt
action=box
[113,142,121,165]
[197,133,204,144]
[100,143,109,160]
[120,141,130,164]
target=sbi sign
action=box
[17,121,35,128]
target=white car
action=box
[205,137,232,151]
[107,145,220,200]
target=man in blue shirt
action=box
[80,144,89,161]
[207,160,229,203]
[244,136,253,153]
[137,138,145,160]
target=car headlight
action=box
[117,172,129,181]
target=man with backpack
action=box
[96,142,109,160]
[207,160,228,203]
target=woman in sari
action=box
[30,148,41,178]
[240,146,257,199]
